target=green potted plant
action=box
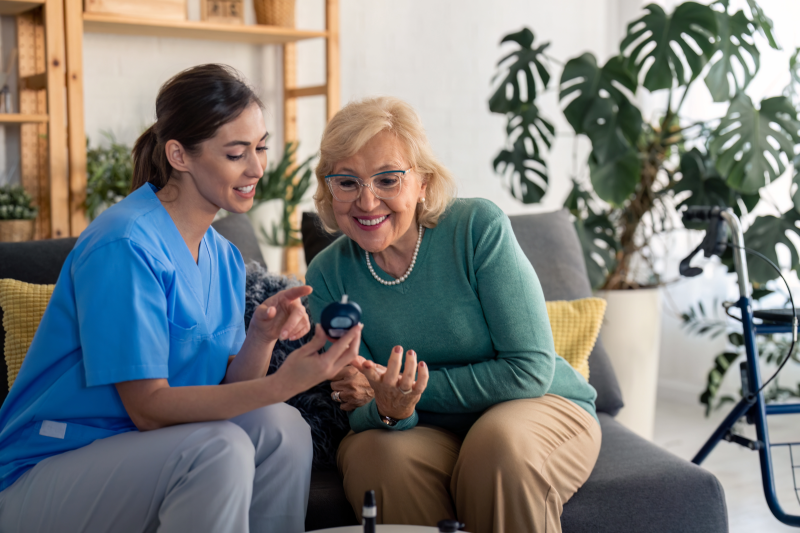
[85,134,134,221]
[490,0,797,438]
[0,185,38,242]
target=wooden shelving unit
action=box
[61,1,340,246]
[82,12,327,44]
[0,113,48,122]
[0,1,339,246]
[0,1,44,16]
[0,0,67,240]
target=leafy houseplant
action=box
[0,185,38,242]
[0,185,37,221]
[252,142,315,248]
[490,0,799,291]
[85,135,134,221]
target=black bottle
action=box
[437,519,465,532]
[362,490,376,533]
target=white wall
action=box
[335,0,620,215]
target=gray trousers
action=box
[0,403,313,533]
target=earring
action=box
[419,197,426,203]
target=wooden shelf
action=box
[0,113,48,123]
[83,13,327,45]
[0,1,43,16]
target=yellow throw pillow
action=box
[546,298,607,381]
[0,279,55,389]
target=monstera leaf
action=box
[489,28,551,114]
[621,2,717,91]
[744,210,800,283]
[704,9,760,102]
[493,136,548,204]
[563,182,619,289]
[746,0,780,50]
[560,54,638,136]
[710,93,800,194]
[587,149,641,207]
[674,148,759,216]
[505,103,555,160]
[560,54,642,206]
[576,212,619,289]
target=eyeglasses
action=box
[324,168,412,203]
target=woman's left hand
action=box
[330,365,374,411]
[249,285,313,343]
[352,346,429,421]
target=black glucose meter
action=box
[320,295,362,338]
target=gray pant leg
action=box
[0,421,255,533]
[230,403,313,533]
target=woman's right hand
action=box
[352,346,429,421]
[275,323,362,401]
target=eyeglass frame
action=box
[324,168,413,202]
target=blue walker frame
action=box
[690,209,800,527]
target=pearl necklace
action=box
[365,224,424,286]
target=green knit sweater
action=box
[306,198,597,435]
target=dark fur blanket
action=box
[244,263,350,470]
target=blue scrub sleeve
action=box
[73,239,171,387]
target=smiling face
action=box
[330,130,427,255]
[175,102,268,215]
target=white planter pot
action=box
[249,200,286,272]
[596,288,662,440]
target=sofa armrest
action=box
[562,413,728,533]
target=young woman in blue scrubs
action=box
[0,64,359,533]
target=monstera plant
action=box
[491,0,800,290]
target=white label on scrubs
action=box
[39,420,67,439]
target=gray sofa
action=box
[0,209,728,532]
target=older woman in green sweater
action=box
[305,97,600,533]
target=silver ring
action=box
[399,388,412,395]
[331,391,341,402]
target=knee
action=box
[457,424,533,481]
[339,431,418,484]
[251,403,313,466]
[185,422,256,487]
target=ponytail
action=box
[130,124,170,193]
[128,64,262,193]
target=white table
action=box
[314,526,464,532]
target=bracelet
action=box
[380,414,399,427]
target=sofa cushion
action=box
[509,209,624,416]
[546,298,606,380]
[302,212,341,266]
[211,213,266,267]
[0,237,77,407]
[0,280,55,389]
[561,414,728,532]
[306,470,358,530]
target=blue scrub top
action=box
[0,183,247,490]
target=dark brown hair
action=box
[131,64,262,192]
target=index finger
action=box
[280,285,313,302]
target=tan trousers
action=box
[337,394,601,533]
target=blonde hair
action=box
[314,96,457,232]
